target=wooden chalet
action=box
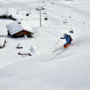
[6,22,33,38]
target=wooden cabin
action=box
[0,15,16,21]
[6,22,33,38]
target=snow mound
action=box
[29,45,39,55]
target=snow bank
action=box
[0,37,6,47]
[29,45,39,55]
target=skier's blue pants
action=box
[65,40,71,46]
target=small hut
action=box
[6,22,33,38]
[0,37,6,48]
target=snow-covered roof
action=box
[0,9,7,16]
[0,37,6,47]
[6,21,33,35]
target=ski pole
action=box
[50,38,61,50]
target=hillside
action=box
[0,0,90,90]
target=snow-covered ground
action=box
[0,0,90,90]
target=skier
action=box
[60,33,73,48]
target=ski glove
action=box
[60,37,65,39]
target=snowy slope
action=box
[0,0,90,90]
